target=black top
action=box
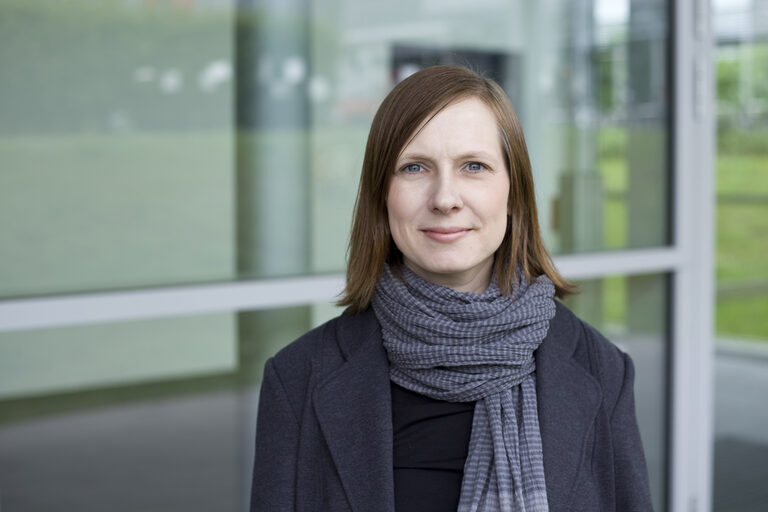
[391,382,475,512]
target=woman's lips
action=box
[421,228,472,243]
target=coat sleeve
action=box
[250,357,300,511]
[610,352,655,512]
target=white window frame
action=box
[669,0,715,511]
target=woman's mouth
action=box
[421,227,472,243]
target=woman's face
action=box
[387,97,510,293]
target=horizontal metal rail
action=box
[0,248,683,333]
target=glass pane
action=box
[241,0,672,279]
[563,273,669,512]
[1,0,670,298]
[0,0,236,299]
[713,1,768,509]
[238,0,671,280]
[0,303,340,511]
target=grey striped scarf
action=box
[372,264,555,512]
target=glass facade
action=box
[0,0,685,510]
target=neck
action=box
[401,260,493,294]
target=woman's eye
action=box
[466,162,486,172]
[402,163,423,173]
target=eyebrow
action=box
[397,151,500,163]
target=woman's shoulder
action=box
[265,308,380,389]
[548,301,633,403]
[271,314,338,364]
[266,313,340,382]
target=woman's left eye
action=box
[402,163,424,173]
[466,162,486,172]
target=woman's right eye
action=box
[401,163,423,173]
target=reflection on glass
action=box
[713,1,768,508]
[237,0,671,280]
[0,0,235,299]
[564,273,668,512]
[1,0,671,299]
[0,303,327,511]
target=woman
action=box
[250,65,653,512]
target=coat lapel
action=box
[536,302,602,510]
[313,310,395,512]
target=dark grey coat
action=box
[250,301,654,511]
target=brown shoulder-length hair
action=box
[339,65,576,312]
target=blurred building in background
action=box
[0,0,762,511]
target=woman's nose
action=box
[428,171,463,213]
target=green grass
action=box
[716,296,768,341]
[602,275,627,327]
[713,131,768,340]
[716,203,768,282]
[595,127,768,341]
[718,128,768,156]
[596,129,629,251]
[714,135,768,340]
[599,156,628,191]
[717,154,768,195]
[603,198,627,249]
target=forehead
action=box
[400,97,502,156]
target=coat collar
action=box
[313,303,601,512]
